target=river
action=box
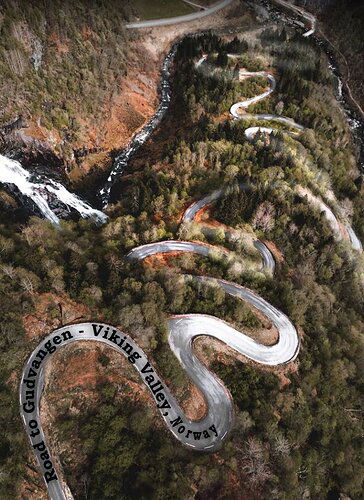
[259,0,364,172]
[95,1,363,211]
[0,2,362,221]
[16,8,364,499]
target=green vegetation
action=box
[0,21,363,500]
[56,385,196,499]
[131,0,195,20]
[0,0,131,156]
[296,0,364,109]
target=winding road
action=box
[125,0,233,29]
[195,57,304,139]
[297,186,363,252]
[230,71,277,116]
[20,290,298,498]
[21,164,297,500]
[20,158,298,499]
[126,239,226,260]
[19,19,363,500]
[227,68,303,139]
[127,238,274,273]
[271,0,316,37]
[205,54,362,255]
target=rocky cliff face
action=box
[0,1,159,184]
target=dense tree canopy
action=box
[0,21,363,500]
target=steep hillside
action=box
[1,3,363,500]
[289,0,364,114]
[0,0,159,180]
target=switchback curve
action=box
[20,292,298,498]
[20,26,364,500]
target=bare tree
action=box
[196,141,208,169]
[108,254,123,272]
[273,434,290,457]
[241,437,272,486]
[1,263,15,278]
[20,276,35,295]
[339,198,354,221]
[243,459,273,486]
[0,236,14,254]
[275,100,284,115]
[252,202,276,232]
[246,436,264,461]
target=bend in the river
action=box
[19,15,364,500]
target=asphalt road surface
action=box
[230,71,277,118]
[125,0,233,28]
[180,184,276,273]
[228,69,302,140]
[127,240,226,260]
[272,0,316,37]
[19,13,363,499]
[237,113,304,130]
[20,291,298,498]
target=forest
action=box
[0,0,137,175]
[292,0,364,110]
[0,20,363,500]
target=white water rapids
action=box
[16,11,364,500]
[0,154,107,225]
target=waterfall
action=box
[0,154,107,225]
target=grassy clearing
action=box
[197,0,218,5]
[132,0,196,20]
